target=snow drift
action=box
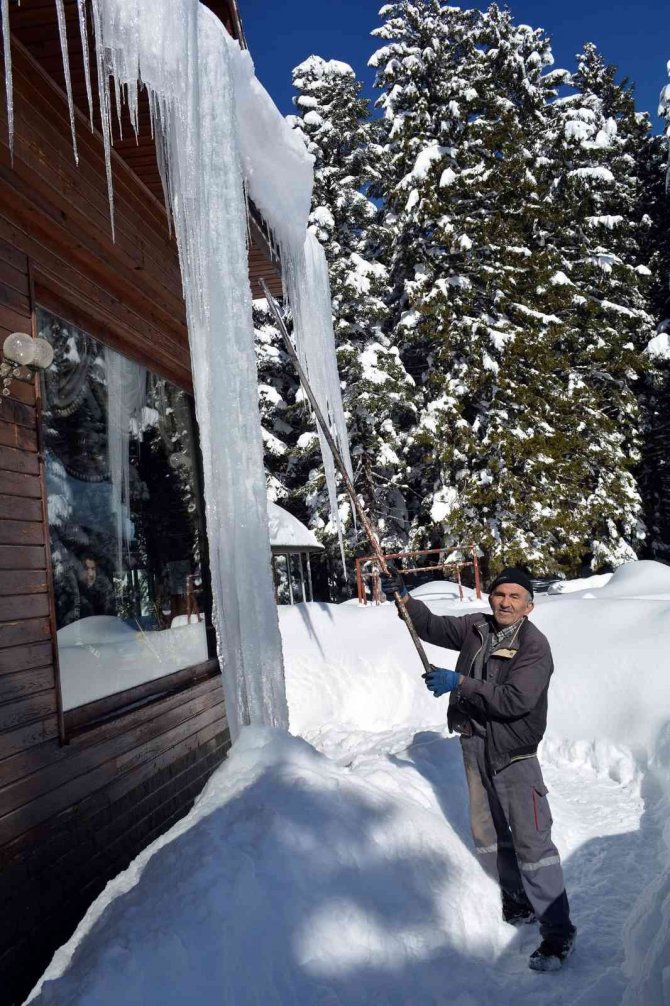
[25,562,670,1006]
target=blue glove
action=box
[423,666,461,697]
[379,562,408,600]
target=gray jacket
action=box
[405,598,553,774]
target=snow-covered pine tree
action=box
[253,301,297,505]
[289,55,415,569]
[638,62,670,559]
[368,1,488,550]
[371,2,608,575]
[537,43,656,569]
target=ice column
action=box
[284,232,354,569]
[89,0,288,737]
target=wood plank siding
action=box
[0,6,268,1001]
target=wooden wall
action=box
[0,34,231,1006]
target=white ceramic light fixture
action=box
[2,331,54,398]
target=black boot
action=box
[501,890,535,926]
[528,931,576,972]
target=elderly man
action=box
[381,564,576,972]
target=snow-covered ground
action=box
[26,560,670,1005]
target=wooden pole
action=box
[261,280,431,675]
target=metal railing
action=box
[355,544,482,605]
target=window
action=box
[39,307,213,714]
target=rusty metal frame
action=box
[356,544,482,606]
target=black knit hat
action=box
[488,567,534,598]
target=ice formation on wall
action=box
[83,0,292,738]
[0,0,352,738]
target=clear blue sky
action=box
[240,0,668,130]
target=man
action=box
[381,564,576,972]
[77,554,115,620]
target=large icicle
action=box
[54,0,79,163]
[1,0,12,159]
[105,348,146,572]
[284,232,354,570]
[90,0,115,238]
[89,0,289,738]
[76,0,94,128]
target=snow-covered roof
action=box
[267,502,323,552]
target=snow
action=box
[646,332,670,362]
[26,559,670,1006]
[57,616,208,708]
[267,501,323,551]
[401,141,448,187]
[429,485,458,523]
[568,166,615,184]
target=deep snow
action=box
[26,560,670,1005]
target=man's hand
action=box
[423,665,461,697]
[379,562,408,600]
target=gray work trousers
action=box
[461,734,574,939]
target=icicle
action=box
[76,0,94,130]
[112,76,123,139]
[284,232,354,574]
[105,347,146,571]
[90,1,115,238]
[88,0,290,738]
[1,0,13,160]
[54,0,79,164]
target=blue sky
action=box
[240,0,668,130]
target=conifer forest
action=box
[255,0,670,590]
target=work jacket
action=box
[405,598,553,774]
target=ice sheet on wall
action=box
[0,0,354,736]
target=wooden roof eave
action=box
[6,1,283,298]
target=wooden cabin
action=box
[0,3,283,1002]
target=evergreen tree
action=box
[538,43,656,569]
[639,65,670,559]
[289,56,416,565]
[370,4,660,575]
[371,2,596,575]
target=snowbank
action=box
[26,561,670,1006]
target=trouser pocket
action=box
[532,783,553,831]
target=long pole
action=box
[260,279,431,675]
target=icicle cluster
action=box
[0,0,354,737]
[87,0,294,737]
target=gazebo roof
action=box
[267,502,324,553]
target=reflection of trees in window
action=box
[38,308,208,635]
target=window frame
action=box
[35,290,220,741]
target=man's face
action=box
[489,582,534,627]
[82,558,97,588]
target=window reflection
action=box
[39,307,211,710]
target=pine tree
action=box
[369,4,662,576]
[537,43,656,569]
[371,2,597,575]
[639,64,670,559]
[289,55,416,567]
